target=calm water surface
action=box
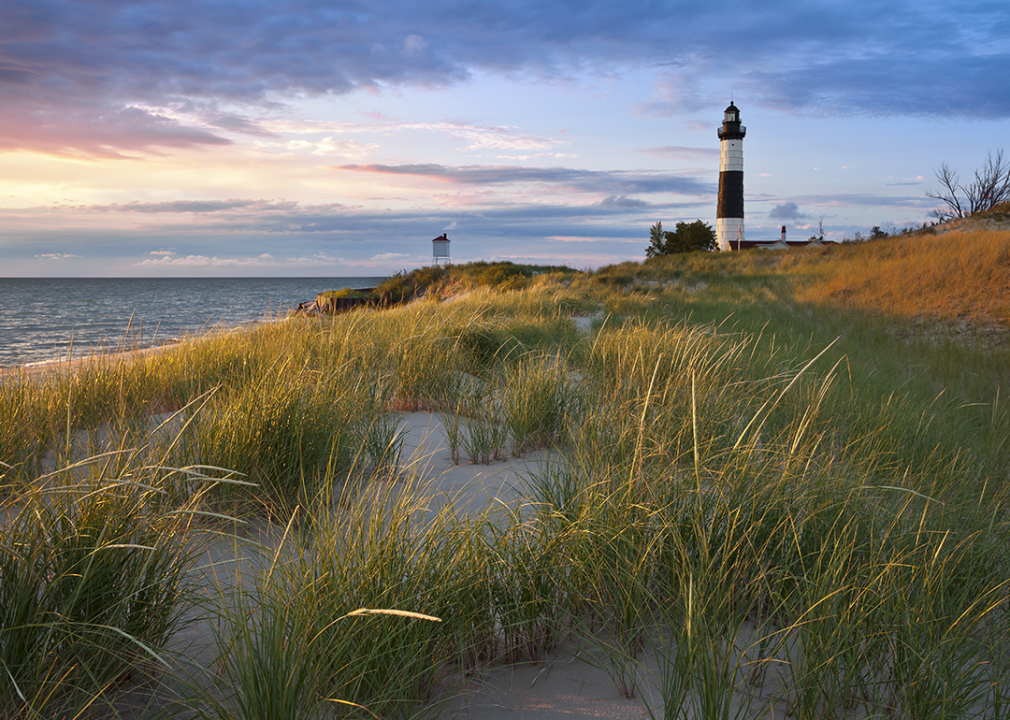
[0,277,384,368]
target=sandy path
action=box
[393,412,678,720]
[394,411,554,516]
[163,411,672,720]
[47,402,686,719]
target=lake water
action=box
[0,277,385,368]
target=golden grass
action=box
[795,229,1010,326]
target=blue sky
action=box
[1,0,1008,276]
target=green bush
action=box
[646,220,716,258]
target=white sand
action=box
[393,412,674,720]
[394,410,553,516]
[113,410,773,718]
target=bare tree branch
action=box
[966,149,1010,214]
[926,149,1010,221]
[926,162,965,221]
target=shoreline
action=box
[0,275,385,374]
[0,342,180,382]
[0,314,299,381]
[0,324,268,382]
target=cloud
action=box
[1,0,1005,158]
[312,138,379,157]
[397,121,563,152]
[640,146,719,161]
[769,202,807,220]
[595,195,649,208]
[135,253,278,268]
[99,200,256,214]
[0,104,231,158]
[788,193,934,209]
[337,163,713,196]
[3,189,713,274]
[204,113,276,137]
[547,235,623,244]
[403,35,428,57]
[34,252,80,260]
[79,199,327,216]
[283,253,347,265]
[746,53,1010,119]
[269,137,380,158]
[262,116,563,154]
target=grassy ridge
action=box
[1,241,1009,718]
[594,227,1010,480]
[796,229,1010,324]
[606,226,1010,327]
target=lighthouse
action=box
[716,102,746,251]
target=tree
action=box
[646,221,667,258]
[926,149,1010,222]
[645,220,716,258]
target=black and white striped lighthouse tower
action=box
[716,102,746,251]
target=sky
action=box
[2,0,1009,277]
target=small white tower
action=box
[716,102,746,251]
[432,233,450,265]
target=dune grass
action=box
[0,456,207,719]
[591,229,1010,480]
[2,245,1010,718]
[794,228,1010,325]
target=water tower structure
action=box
[432,233,450,265]
[716,102,746,251]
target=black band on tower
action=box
[717,171,744,219]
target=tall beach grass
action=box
[1,250,1009,718]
